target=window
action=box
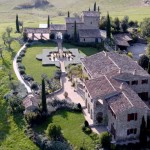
[128,113,137,121]
[142,79,148,84]
[84,38,85,42]
[132,80,138,85]
[91,22,92,24]
[126,81,130,85]
[127,128,137,135]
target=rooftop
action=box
[50,24,66,31]
[65,17,83,24]
[81,51,150,79]
[82,11,100,17]
[79,29,101,38]
[24,28,50,34]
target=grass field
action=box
[0,39,39,149]
[35,110,98,150]
[0,0,150,25]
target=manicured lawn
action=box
[35,110,98,150]
[63,43,100,56]
[22,42,58,83]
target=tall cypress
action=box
[74,21,77,42]
[16,14,20,33]
[89,8,90,11]
[68,11,70,17]
[98,6,100,12]
[106,12,111,39]
[139,116,147,146]
[42,79,47,113]
[148,60,150,74]
[47,15,50,28]
[94,2,96,11]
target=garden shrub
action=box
[46,123,62,140]
[18,63,25,70]
[50,33,55,40]
[23,74,34,81]
[20,51,25,57]
[77,103,82,110]
[84,120,89,128]
[17,58,22,62]
[99,132,111,149]
[31,82,38,90]
[64,92,68,98]
[25,112,41,126]
[19,69,25,75]
[54,70,62,79]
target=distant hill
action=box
[0,0,149,23]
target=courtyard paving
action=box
[128,43,147,61]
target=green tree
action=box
[106,12,111,39]
[99,132,111,149]
[67,11,70,17]
[138,55,149,70]
[0,45,3,58]
[89,7,90,11]
[146,43,150,57]
[100,16,107,30]
[74,21,78,42]
[139,116,147,146]
[94,2,96,11]
[98,6,100,12]
[16,14,20,33]
[47,15,50,28]
[113,17,120,32]
[121,16,129,32]
[141,18,150,38]
[46,124,62,140]
[41,79,47,113]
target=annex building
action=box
[24,10,101,43]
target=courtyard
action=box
[128,43,147,61]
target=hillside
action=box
[0,0,150,25]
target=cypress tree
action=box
[16,14,20,33]
[98,6,100,12]
[74,21,77,42]
[94,2,96,11]
[68,11,70,17]
[148,60,150,74]
[106,12,111,39]
[139,116,147,146]
[47,15,50,28]
[41,79,47,113]
[89,7,90,11]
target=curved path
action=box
[13,44,32,93]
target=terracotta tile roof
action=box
[79,29,101,38]
[113,33,132,47]
[82,11,100,17]
[24,28,50,33]
[50,24,66,31]
[65,17,83,24]
[81,51,150,78]
[107,83,149,114]
[85,76,117,99]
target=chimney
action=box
[120,83,124,90]
[133,69,136,75]
[103,51,107,56]
[119,68,122,74]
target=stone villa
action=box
[78,51,150,142]
[24,10,101,43]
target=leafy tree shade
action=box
[113,17,120,32]
[68,11,70,17]
[146,43,150,57]
[94,2,96,11]
[121,16,129,32]
[98,6,100,12]
[47,15,50,28]
[99,132,111,149]
[139,116,147,146]
[141,18,150,38]
[74,21,78,42]
[46,124,62,140]
[106,12,111,39]
[100,16,107,30]
[41,79,47,113]
[138,55,149,70]
[16,14,20,33]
